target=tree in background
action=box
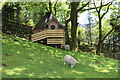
[69,0,112,51]
[70,1,90,51]
[2,1,119,57]
[109,1,120,56]
[93,0,113,55]
[85,12,95,47]
[2,2,21,23]
[2,2,48,25]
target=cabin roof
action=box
[33,12,64,29]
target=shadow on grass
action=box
[2,34,118,78]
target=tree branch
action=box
[49,2,52,12]
[98,0,103,13]
[101,2,113,19]
[54,1,57,16]
[81,2,111,11]
[65,17,71,23]
[102,28,114,42]
[117,15,120,19]
[93,0,99,13]
[77,2,90,13]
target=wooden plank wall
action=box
[47,38,65,44]
[31,29,65,43]
[31,30,46,41]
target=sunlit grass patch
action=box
[2,33,118,78]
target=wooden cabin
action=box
[31,12,65,45]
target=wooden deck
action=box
[31,29,65,44]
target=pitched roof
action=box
[33,12,64,29]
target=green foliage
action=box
[2,2,48,25]
[2,2,21,23]
[55,2,70,23]
[19,2,48,25]
[77,27,86,41]
[110,11,120,27]
[92,19,113,41]
[27,19,35,26]
[102,20,113,36]
[2,33,118,78]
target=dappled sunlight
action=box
[53,71,57,74]
[79,55,86,58]
[89,64,99,69]
[48,49,54,54]
[71,70,85,75]
[17,51,21,54]
[56,52,62,55]
[14,42,20,45]
[4,67,26,75]
[44,48,48,51]
[106,65,115,69]
[40,61,43,64]
[2,34,118,78]
[27,73,34,77]
[0,67,2,72]
[41,46,50,51]
[56,76,61,78]
[48,75,55,78]
[28,54,35,56]
[88,63,118,74]
[99,69,110,73]
[22,43,31,48]
[42,73,49,77]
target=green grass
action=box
[2,33,119,78]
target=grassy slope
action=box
[2,34,118,78]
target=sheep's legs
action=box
[64,62,66,65]
[71,65,74,68]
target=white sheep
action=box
[61,45,70,51]
[64,55,76,68]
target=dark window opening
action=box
[51,25,55,30]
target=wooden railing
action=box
[31,29,65,42]
[31,30,46,41]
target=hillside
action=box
[2,34,118,78]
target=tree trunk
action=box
[89,27,92,46]
[108,37,110,53]
[113,35,116,52]
[96,18,102,55]
[49,2,52,12]
[64,18,71,45]
[78,31,81,45]
[70,2,79,51]
[65,21,69,45]
[54,2,57,16]
[94,1,113,55]
[87,26,92,46]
